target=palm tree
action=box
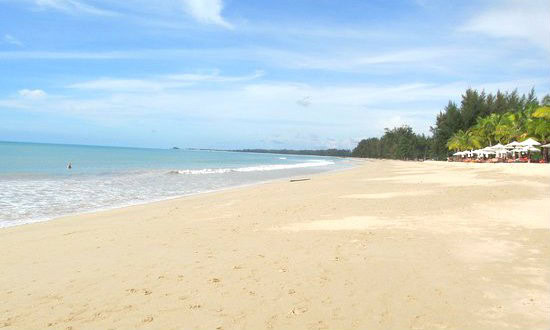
[447,129,481,151]
[495,112,523,144]
[472,115,497,146]
[528,106,550,143]
[465,130,482,150]
[447,130,464,151]
[533,106,550,120]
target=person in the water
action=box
[67,162,72,170]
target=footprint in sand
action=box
[289,306,308,316]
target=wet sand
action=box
[1,160,549,329]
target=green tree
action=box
[472,114,498,146]
[494,113,521,143]
[447,129,481,151]
[353,126,431,160]
[460,89,486,129]
[527,106,550,143]
[353,87,547,160]
[533,106,550,120]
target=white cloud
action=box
[0,48,243,61]
[264,47,456,71]
[181,0,232,28]
[1,45,544,79]
[3,34,23,46]
[10,78,544,123]
[18,89,47,99]
[163,70,263,82]
[4,77,547,148]
[34,0,118,16]
[0,50,139,60]
[68,71,264,92]
[460,0,550,52]
[69,79,172,92]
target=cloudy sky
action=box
[0,0,549,149]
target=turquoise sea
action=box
[0,141,352,228]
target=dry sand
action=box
[1,160,549,329]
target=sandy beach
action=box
[1,160,549,329]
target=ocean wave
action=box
[170,160,334,175]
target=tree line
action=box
[234,149,352,157]
[352,88,550,160]
[351,126,431,160]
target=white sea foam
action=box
[0,150,345,228]
[172,160,334,175]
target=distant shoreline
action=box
[229,148,351,157]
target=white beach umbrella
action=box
[541,143,550,148]
[509,145,527,159]
[494,147,509,157]
[493,147,506,155]
[479,149,490,156]
[453,151,462,156]
[483,147,496,154]
[505,141,521,149]
[515,146,540,153]
[519,138,541,147]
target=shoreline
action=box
[1,160,359,230]
[1,159,548,329]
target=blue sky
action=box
[0,0,549,149]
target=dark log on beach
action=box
[290,178,310,182]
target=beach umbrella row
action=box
[507,139,541,154]
[453,138,542,158]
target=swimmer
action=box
[67,162,72,170]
